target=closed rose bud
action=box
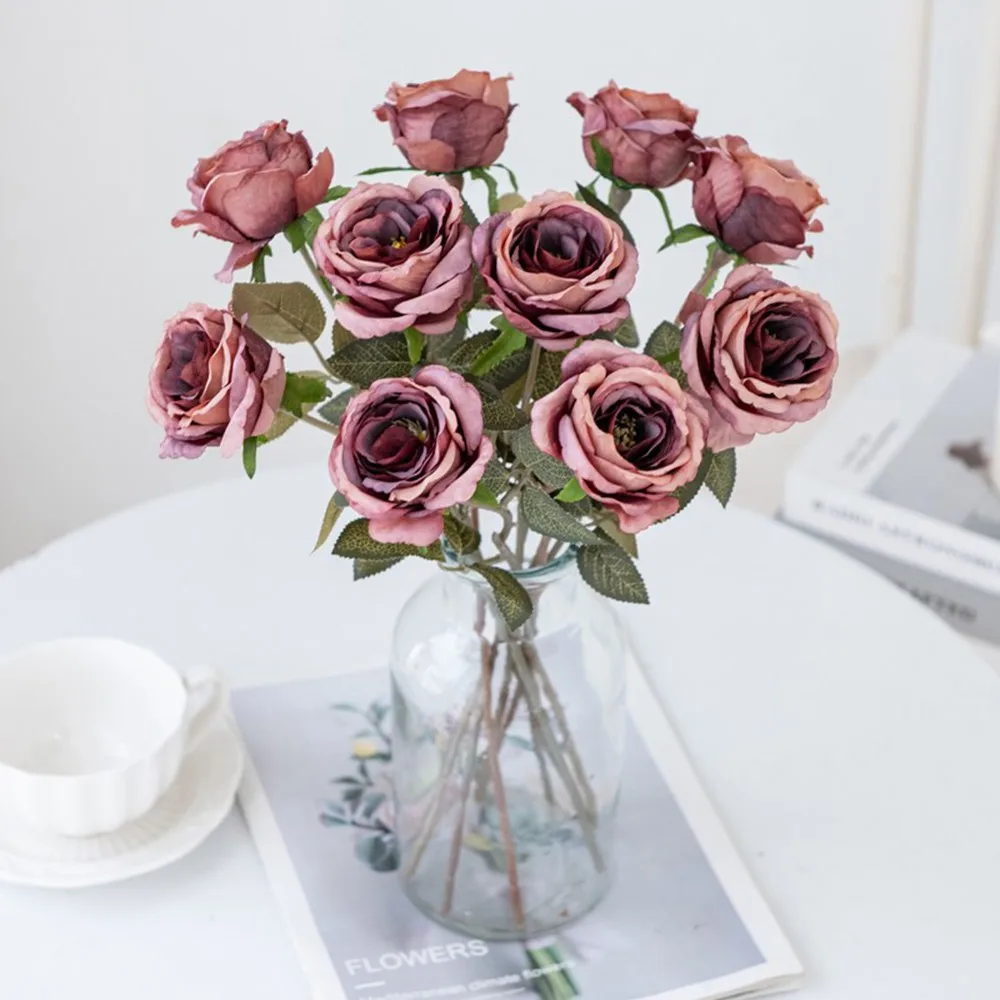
[680,265,838,450]
[472,191,639,351]
[567,82,699,189]
[172,120,334,281]
[148,305,285,459]
[692,135,825,264]
[330,366,493,546]
[531,342,708,533]
[374,70,513,173]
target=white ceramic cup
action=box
[0,637,226,837]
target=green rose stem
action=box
[647,186,675,237]
[520,341,543,411]
[297,246,338,310]
[284,410,337,435]
[441,703,484,917]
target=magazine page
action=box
[232,655,801,1000]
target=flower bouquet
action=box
[149,71,837,941]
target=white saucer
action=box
[0,717,244,889]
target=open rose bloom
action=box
[154,70,837,608]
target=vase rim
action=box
[441,542,578,582]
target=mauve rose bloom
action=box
[532,342,707,533]
[472,191,639,351]
[681,264,838,451]
[172,120,334,281]
[567,81,698,189]
[330,366,493,546]
[691,135,825,264]
[148,305,285,459]
[374,70,513,173]
[314,176,473,339]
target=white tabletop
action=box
[1,464,999,999]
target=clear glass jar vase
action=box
[390,548,627,940]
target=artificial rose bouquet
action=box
[151,70,838,626]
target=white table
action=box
[1,464,999,999]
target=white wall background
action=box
[2,0,992,568]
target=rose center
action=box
[612,413,638,452]
[750,315,829,384]
[390,236,407,250]
[597,394,681,471]
[163,328,211,398]
[392,417,429,443]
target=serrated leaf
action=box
[327,333,412,387]
[284,217,308,252]
[613,314,639,348]
[449,329,500,370]
[520,486,601,546]
[481,458,510,498]
[644,320,683,361]
[313,496,345,552]
[332,320,356,352]
[242,437,258,479]
[470,324,526,376]
[705,448,737,507]
[589,136,615,178]
[321,184,353,203]
[353,556,405,580]
[575,184,634,244]
[316,387,357,426]
[333,518,444,560]
[232,282,326,344]
[261,411,297,443]
[554,478,587,503]
[427,314,468,361]
[462,201,480,230]
[577,545,649,604]
[404,328,425,364]
[508,426,573,489]
[533,349,567,399]
[559,496,598,518]
[672,448,713,513]
[471,481,501,509]
[482,397,529,431]
[443,512,481,555]
[281,372,330,416]
[480,347,531,390]
[475,564,533,632]
[659,223,712,250]
[595,520,638,558]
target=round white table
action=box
[1,464,999,999]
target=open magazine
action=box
[232,655,801,1000]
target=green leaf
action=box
[353,556,405,580]
[575,183,634,244]
[462,200,480,230]
[508,425,573,489]
[577,545,649,604]
[250,245,270,283]
[242,437,258,479]
[480,347,531,390]
[232,282,326,344]
[613,314,639,348]
[333,518,444,560]
[470,323,526,376]
[559,495,598,518]
[316,387,357,426]
[659,223,712,251]
[404,328,425,364]
[705,448,737,507]
[260,411,297,443]
[482,396,529,431]
[332,320,356,353]
[281,372,330,416]
[449,329,500,370]
[443,512,481,555]
[327,333,412,387]
[595,519,638,558]
[470,167,499,215]
[284,216,309,253]
[321,184,353,203]
[474,564,533,632]
[481,458,510,499]
[426,314,468,361]
[520,486,601,546]
[471,481,501,509]
[644,320,683,361]
[672,448,713,513]
[357,165,416,176]
[312,495,345,552]
[589,137,615,179]
[334,492,350,508]
[494,162,519,192]
[533,349,567,399]
[554,478,587,503]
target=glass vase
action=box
[389,548,627,940]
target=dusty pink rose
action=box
[567,82,698,188]
[691,135,825,264]
[532,342,707,533]
[313,176,473,339]
[148,305,285,459]
[172,120,334,281]
[374,70,513,172]
[330,366,493,546]
[681,265,838,451]
[472,191,639,351]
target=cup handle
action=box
[181,667,229,754]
